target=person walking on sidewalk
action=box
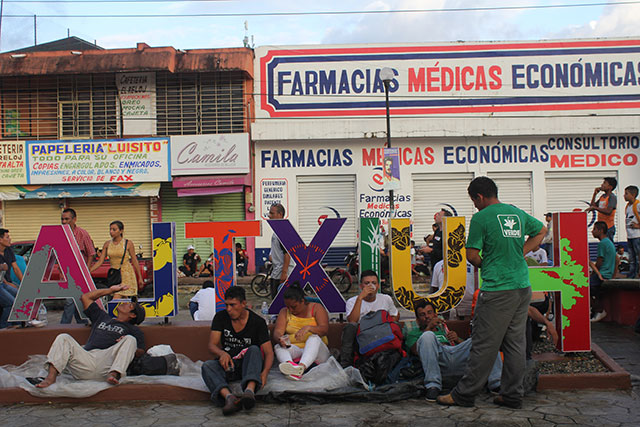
[437,176,545,409]
[60,208,95,325]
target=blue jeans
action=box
[417,331,502,391]
[627,238,640,278]
[60,299,88,324]
[201,345,263,406]
[0,283,18,329]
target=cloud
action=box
[553,3,640,38]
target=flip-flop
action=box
[26,377,44,386]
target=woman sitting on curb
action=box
[272,285,330,380]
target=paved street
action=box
[2,277,639,426]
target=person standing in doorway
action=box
[60,208,95,325]
[437,176,545,409]
[268,203,293,300]
[624,185,640,278]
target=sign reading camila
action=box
[257,39,640,117]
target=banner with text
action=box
[116,72,156,135]
[26,138,171,184]
[0,141,26,184]
[171,134,250,175]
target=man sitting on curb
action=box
[201,286,274,416]
[340,270,399,368]
[405,299,502,402]
[35,284,146,388]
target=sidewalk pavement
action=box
[2,286,639,426]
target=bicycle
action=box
[250,260,273,298]
[324,252,357,293]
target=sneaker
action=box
[425,387,440,402]
[436,393,474,407]
[590,311,607,323]
[239,389,255,410]
[279,361,304,377]
[493,395,522,409]
[287,373,303,381]
[221,394,241,416]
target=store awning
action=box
[172,174,250,198]
[0,183,160,200]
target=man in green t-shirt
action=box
[437,177,545,410]
[405,299,502,402]
[589,221,616,323]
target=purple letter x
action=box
[268,218,347,314]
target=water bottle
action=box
[261,301,269,318]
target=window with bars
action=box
[156,71,246,135]
[1,74,119,140]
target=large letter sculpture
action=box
[185,221,261,312]
[390,217,467,313]
[359,218,382,278]
[108,222,178,318]
[268,218,347,314]
[9,224,100,321]
[529,212,590,352]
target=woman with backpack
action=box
[272,285,330,380]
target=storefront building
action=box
[0,39,255,268]
[252,38,640,264]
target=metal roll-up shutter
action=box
[297,175,357,265]
[412,172,475,242]
[160,182,199,258]
[3,199,62,241]
[212,192,246,249]
[487,171,533,214]
[545,170,619,243]
[69,197,152,258]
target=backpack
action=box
[357,349,403,385]
[356,309,405,359]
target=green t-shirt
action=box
[467,203,543,292]
[597,237,616,279]
[403,321,448,350]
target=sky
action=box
[1,0,639,52]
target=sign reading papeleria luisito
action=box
[10,213,589,351]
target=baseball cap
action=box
[131,302,146,325]
[187,245,195,250]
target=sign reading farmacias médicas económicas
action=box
[257,39,640,117]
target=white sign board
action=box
[116,72,156,135]
[171,134,250,175]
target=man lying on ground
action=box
[35,284,146,388]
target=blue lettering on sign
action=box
[276,68,399,96]
[512,61,640,89]
[443,144,550,164]
[261,149,353,168]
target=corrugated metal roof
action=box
[7,37,104,54]
[0,42,254,77]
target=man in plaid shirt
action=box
[60,208,96,324]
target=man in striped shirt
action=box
[60,208,96,325]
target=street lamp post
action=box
[380,67,394,291]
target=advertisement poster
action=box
[116,72,156,135]
[260,178,288,219]
[0,141,26,184]
[26,138,171,184]
[171,134,250,175]
[382,147,401,191]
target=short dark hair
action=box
[604,177,617,190]
[271,203,285,217]
[283,283,306,302]
[413,298,436,317]
[593,221,608,234]
[235,242,242,248]
[224,285,246,302]
[626,185,639,198]
[360,269,379,283]
[202,280,214,289]
[468,176,498,199]
[441,209,453,217]
[62,208,77,218]
[0,228,8,238]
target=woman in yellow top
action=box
[272,285,330,380]
[90,220,142,300]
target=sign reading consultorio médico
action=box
[26,138,171,185]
